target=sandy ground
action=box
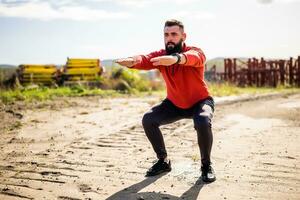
[0,93,299,200]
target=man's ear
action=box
[182,32,187,41]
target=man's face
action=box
[164,25,186,55]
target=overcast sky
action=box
[0,0,299,65]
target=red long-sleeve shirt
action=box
[132,43,210,109]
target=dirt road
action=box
[0,93,299,200]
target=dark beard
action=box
[165,40,183,55]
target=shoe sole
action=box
[145,168,172,177]
[201,176,216,183]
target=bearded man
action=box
[116,19,216,183]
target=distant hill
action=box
[205,57,225,73]
[101,59,114,66]
[0,64,17,68]
[100,59,123,72]
[205,57,250,73]
[0,65,17,82]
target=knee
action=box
[142,112,158,128]
[193,115,211,130]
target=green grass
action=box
[0,86,121,104]
[208,83,300,97]
[1,83,299,105]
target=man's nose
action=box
[166,37,174,43]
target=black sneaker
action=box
[201,165,216,183]
[146,159,171,177]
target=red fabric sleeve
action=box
[182,47,206,68]
[131,49,165,70]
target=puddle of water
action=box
[171,161,199,179]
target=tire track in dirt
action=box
[0,97,158,199]
[0,94,299,199]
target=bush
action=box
[98,67,153,92]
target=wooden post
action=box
[288,57,293,86]
[279,60,285,86]
[247,58,252,86]
[254,58,259,87]
[233,58,237,83]
[261,58,266,86]
[228,59,233,82]
[224,59,228,81]
[297,56,300,87]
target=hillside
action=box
[0,64,17,69]
[0,67,17,82]
[205,57,225,72]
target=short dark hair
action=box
[164,19,184,31]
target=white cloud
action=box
[276,0,300,2]
[171,0,201,5]
[257,0,300,3]
[171,11,215,20]
[88,0,150,7]
[89,0,202,8]
[257,0,273,4]
[0,0,208,21]
[110,0,150,7]
[0,1,132,21]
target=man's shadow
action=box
[106,173,206,200]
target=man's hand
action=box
[115,57,139,68]
[150,54,186,66]
[150,55,178,66]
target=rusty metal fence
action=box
[207,56,300,87]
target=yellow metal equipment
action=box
[18,64,57,85]
[64,58,102,82]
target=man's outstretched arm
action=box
[115,56,140,68]
[181,47,206,67]
[149,47,205,68]
[115,49,167,70]
[116,53,186,69]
